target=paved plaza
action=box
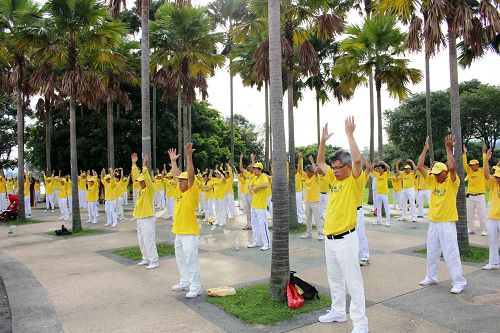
[0,203,498,333]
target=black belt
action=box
[356,206,362,210]
[320,192,327,194]
[468,193,484,196]
[326,228,356,240]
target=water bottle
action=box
[235,237,240,250]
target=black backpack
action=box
[55,225,71,236]
[290,271,319,300]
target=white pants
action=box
[87,201,98,222]
[466,194,487,232]
[305,202,322,235]
[68,196,72,214]
[123,191,128,205]
[0,194,7,211]
[154,191,164,209]
[487,219,500,265]
[425,222,467,288]
[24,196,31,215]
[133,189,138,206]
[375,193,390,224]
[174,234,201,292]
[204,198,214,220]
[58,198,69,220]
[116,197,124,219]
[357,207,369,260]
[199,192,204,211]
[238,187,243,209]
[137,217,159,263]
[35,190,40,205]
[251,208,270,247]
[46,193,55,210]
[166,196,175,217]
[392,190,401,209]
[54,190,59,206]
[319,193,329,220]
[325,231,368,330]
[225,193,236,218]
[105,199,117,225]
[79,190,87,209]
[401,188,417,220]
[215,198,227,226]
[296,191,305,223]
[267,196,273,217]
[242,193,252,227]
[417,190,431,216]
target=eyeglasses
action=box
[332,163,348,171]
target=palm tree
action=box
[267,0,288,302]
[333,15,422,160]
[29,0,124,232]
[208,0,248,166]
[0,0,39,222]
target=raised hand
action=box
[462,144,467,154]
[298,152,303,158]
[143,155,149,166]
[486,148,493,161]
[168,148,179,161]
[131,153,138,163]
[239,153,243,160]
[321,123,333,142]
[445,135,456,151]
[423,136,430,151]
[184,142,195,157]
[482,143,487,154]
[345,116,356,136]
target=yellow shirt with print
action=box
[462,153,486,194]
[6,180,14,192]
[172,185,201,235]
[101,178,118,201]
[213,177,226,200]
[58,180,68,199]
[86,182,99,202]
[374,171,389,194]
[486,178,500,220]
[0,178,6,193]
[133,167,155,219]
[224,168,234,194]
[357,172,369,206]
[417,171,432,190]
[250,174,269,209]
[319,174,329,193]
[303,173,320,203]
[323,167,364,235]
[243,170,255,193]
[24,178,30,197]
[295,172,304,192]
[402,171,416,189]
[78,176,87,191]
[238,174,248,195]
[428,174,460,222]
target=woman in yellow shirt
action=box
[248,162,271,250]
[101,168,118,227]
[483,150,500,270]
[372,161,391,226]
[223,164,236,219]
[57,178,69,221]
[212,167,227,227]
[85,175,99,224]
[299,154,323,240]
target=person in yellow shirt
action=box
[132,153,159,270]
[358,157,372,266]
[247,161,271,250]
[482,150,500,270]
[265,172,273,220]
[57,177,69,221]
[65,175,73,214]
[163,172,176,220]
[85,175,99,224]
[463,144,488,236]
[114,169,125,221]
[416,166,432,218]
[372,161,391,226]
[131,159,141,207]
[390,172,403,210]
[212,167,227,227]
[153,174,165,210]
[295,156,305,224]
[78,171,88,209]
[23,172,32,217]
[201,172,215,223]
[0,175,7,211]
[53,176,60,206]
[13,178,18,194]
[168,144,203,298]
[101,168,118,227]
[417,136,467,294]
[315,118,368,331]
[298,153,323,240]
[239,153,255,230]
[6,177,14,195]
[395,159,418,222]
[224,164,236,219]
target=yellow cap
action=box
[404,165,411,169]
[430,162,448,175]
[177,172,189,180]
[493,168,500,178]
[103,174,111,180]
[137,173,145,182]
[468,159,479,165]
[254,162,264,169]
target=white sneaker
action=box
[360,259,370,266]
[318,310,347,323]
[92,220,98,224]
[481,231,488,236]
[85,220,92,223]
[103,223,111,227]
[318,234,325,240]
[384,223,390,227]
[52,210,55,213]
[482,264,499,270]
[301,232,312,239]
[351,327,369,333]
[185,289,202,298]
[419,277,438,286]
[137,260,148,266]
[450,285,464,294]
[372,222,381,225]
[44,210,48,213]
[171,284,190,291]
[111,223,118,228]
[260,246,270,251]
[247,243,261,248]
[468,229,475,234]
[146,262,159,270]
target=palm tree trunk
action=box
[230,58,235,166]
[16,78,25,222]
[264,80,270,169]
[424,52,434,163]
[376,80,383,160]
[268,0,289,302]
[106,96,115,169]
[45,95,52,174]
[268,82,272,162]
[316,94,320,146]
[177,90,183,170]
[367,69,375,205]
[70,94,82,232]
[116,103,120,120]
[188,104,192,141]
[152,83,157,171]
[183,102,189,166]
[141,0,151,168]
[448,27,469,253]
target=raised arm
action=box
[445,135,457,181]
[345,116,361,177]
[308,155,317,173]
[142,155,154,189]
[484,148,492,180]
[395,160,401,176]
[417,136,430,179]
[239,153,245,173]
[317,123,333,173]
[408,159,417,170]
[185,143,195,189]
[168,148,180,177]
[462,144,471,174]
[362,156,372,177]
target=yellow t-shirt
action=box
[295,172,303,192]
[266,175,272,197]
[238,174,248,194]
[58,180,68,198]
[225,168,234,194]
[463,154,486,194]
[172,185,201,235]
[24,178,30,197]
[402,171,416,189]
[213,177,226,200]
[428,174,460,222]
[357,172,369,206]
[86,182,99,202]
[250,173,269,209]
[6,180,14,192]
[486,178,500,220]
[101,178,117,201]
[417,171,432,190]
[78,176,87,191]
[243,170,255,193]
[35,183,40,190]
[154,178,163,192]
[203,179,215,200]
[391,175,403,192]
[0,179,5,193]
[319,174,329,193]
[44,177,54,194]
[133,167,155,219]
[131,164,141,190]
[323,167,364,235]
[65,179,72,197]
[374,171,389,194]
[303,174,320,203]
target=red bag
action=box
[286,281,304,308]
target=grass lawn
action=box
[414,245,493,263]
[2,218,48,226]
[112,243,175,261]
[47,228,105,237]
[204,284,330,325]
